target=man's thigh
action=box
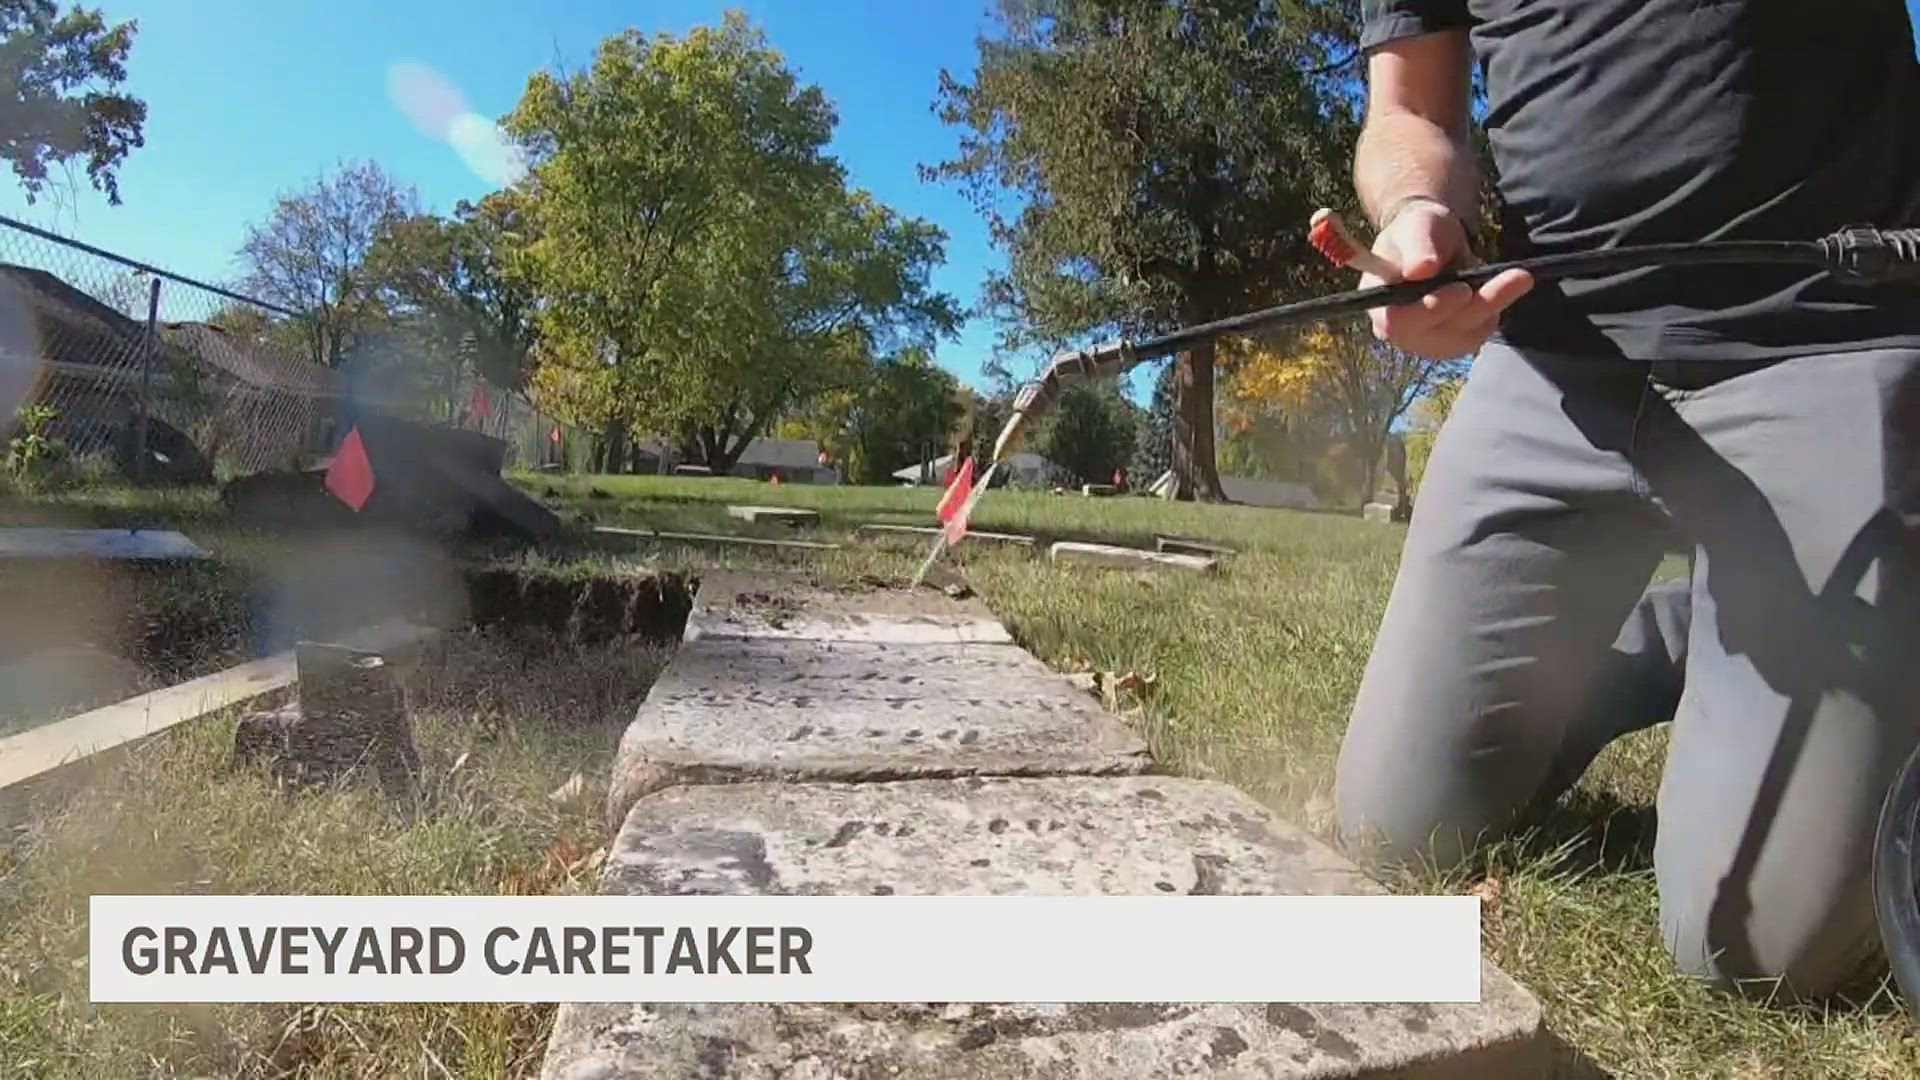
[1335,343,1669,867]
[1642,348,1920,998]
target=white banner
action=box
[89,894,1480,1004]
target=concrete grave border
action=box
[552,568,1550,1079]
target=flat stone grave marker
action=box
[1156,535,1238,560]
[685,570,1012,644]
[607,570,1150,827]
[546,776,1548,1080]
[1362,503,1394,523]
[726,505,820,527]
[1050,541,1218,575]
[606,634,1151,827]
[855,522,1036,548]
[595,526,840,552]
[0,527,206,561]
[1081,483,1119,497]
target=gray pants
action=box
[1335,341,1920,999]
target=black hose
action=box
[1875,741,1920,1028]
[1133,240,1830,362]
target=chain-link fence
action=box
[437,372,595,475]
[0,215,608,485]
[0,214,337,481]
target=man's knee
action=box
[1331,765,1496,873]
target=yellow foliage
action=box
[1219,324,1364,431]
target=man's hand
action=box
[1363,200,1533,360]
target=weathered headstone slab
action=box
[855,522,1036,547]
[685,571,1012,644]
[1156,535,1238,559]
[0,527,206,561]
[546,777,1548,1080]
[1050,541,1218,575]
[234,643,420,797]
[726,505,820,527]
[595,526,841,552]
[1362,503,1394,523]
[606,636,1151,828]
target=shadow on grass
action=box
[1512,789,1661,877]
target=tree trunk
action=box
[1168,342,1228,502]
[599,425,628,476]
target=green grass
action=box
[0,629,672,1078]
[524,473,1917,1079]
[3,474,1916,1078]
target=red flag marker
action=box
[324,426,375,511]
[470,384,490,422]
[937,458,986,546]
[936,457,974,521]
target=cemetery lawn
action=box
[1,474,1914,1078]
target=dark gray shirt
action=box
[1361,1,1920,361]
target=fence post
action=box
[134,275,162,484]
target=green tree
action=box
[1,1,145,205]
[665,186,960,470]
[789,347,963,484]
[366,189,539,393]
[237,159,421,369]
[1039,379,1139,486]
[927,0,1361,502]
[1403,374,1464,496]
[506,15,953,472]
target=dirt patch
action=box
[463,565,695,645]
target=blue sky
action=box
[7,2,1919,397]
[0,0,1031,391]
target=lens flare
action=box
[448,113,529,188]
[386,61,527,188]
[387,61,464,141]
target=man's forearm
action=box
[1354,112,1479,231]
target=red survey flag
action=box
[936,457,976,544]
[324,426,375,511]
[470,384,491,422]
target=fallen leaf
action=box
[549,772,588,806]
[1468,876,1505,928]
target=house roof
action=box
[734,437,827,470]
[891,452,1057,481]
[163,321,337,397]
[0,263,148,369]
[625,437,828,472]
